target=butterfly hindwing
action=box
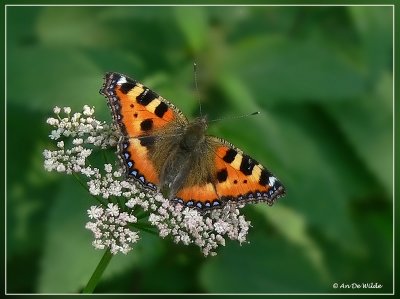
[118,138,159,190]
[171,137,285,211]
[100,72,187,190]
[174,183,222,210]
[212,137,285,206]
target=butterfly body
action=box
[154,116,212,200]
[101,72,285,211]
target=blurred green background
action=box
[6,5,393,293]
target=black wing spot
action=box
[223,148,237,163]
[120,82,136,94]
[137,88,157,106]
[154,101,169,118]
[259,169,272,186]
[139,136,155,148]
[140,119,153,131]
[216,168,228,183]
[240,155,256,175]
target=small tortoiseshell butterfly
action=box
[100,72,285,211]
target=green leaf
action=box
[6,6,41,46]
[7,46,101,111]
[348,6,393,81]
[200,233,326,293]
[38,179,103,292]
[38,179,140,293]
[253,204,328,280]
[173,6,208,53]
[36,7,111,47]
[261,112,363,253]
[228,36,366,103]
[7,104,57,256]
[326,72,393,194]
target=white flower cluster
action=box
[86,204,139,254]
[147,197,250,256]
[43,106,251,256]
[43,105,119,174]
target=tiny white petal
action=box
[53,106,61,114]
[104,164,112,173]
[56,164,66,172]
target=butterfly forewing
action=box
[100,72,186,190]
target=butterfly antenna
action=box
[209,111,260,123]
[193,62,203,117]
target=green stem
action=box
[82,248,113,293]
[136,210,150,221]
[131,222,158,236]
[72,173,106,206]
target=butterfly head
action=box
[180,116,208,151]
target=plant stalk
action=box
[82,248,113,293]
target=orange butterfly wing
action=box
[100,72,186,190]
[213,138,285,205]
[172,137,285,210]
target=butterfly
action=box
[100,72,285,211]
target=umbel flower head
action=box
[43,106,250,256]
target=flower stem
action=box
[82,248,113,293]
[72,173,106,206]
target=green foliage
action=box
[6,5,393,293]
[200,233,326,293]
